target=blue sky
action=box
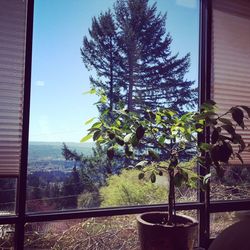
[29,0,199,143]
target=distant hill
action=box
[28,141,94,162]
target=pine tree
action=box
[81,10,122,113]
[81,0,197,113]
[114,0,196,112]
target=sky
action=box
[29,0,199,143]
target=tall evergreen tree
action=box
[81,0,197,113]
[114,0,196,112]
[81,10,122,112]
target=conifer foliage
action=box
[81,0,197,113]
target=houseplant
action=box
[82,100,250,250]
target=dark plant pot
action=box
[137,212,198,250]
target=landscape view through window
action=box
[26,0,200,213]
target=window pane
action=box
[210,211,242,238]
[0,178,16,215]
[211,0,250,201]
[25,211,197,249]
[210,166,250,200]
[25,216,139,249]
[28,0,199,212]
[0,224,15,249]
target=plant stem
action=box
[168,167,175,225]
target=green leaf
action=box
[218,118,232,126]
[165,109,176,117]
[96,135,105,144]
[205,117,217,126]
[124,133,134,143]
[231,107,244,127]
[204,111,218,119]
[136,125,145,140]
[221,124,235,136]
[219,135,233,142]
[91,122,102,129]
[131,135,139,147]
[158,135,166,145]
[158,170,163,176]
[101,109,109,117]
[107,147,115,160]
[211,129,219,144]
[108,131,115,140]
[218,142,233,163]
[85,117,96,125]
[93,130,101,141]
[115,136,124,146]
[174,172,185,187]
[100,95,107,104]
[135,160,148,168]
[114,119,121,127]
[210,145,220,164]
[80,134,92,143]
[240,105,250,118]
[155,114,162,124]
[195,122,204,132]
[83,88,96,95]
[203,173,211,185]
[150,172,156,183]
[138,172,145,180]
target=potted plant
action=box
[82,100,250,250]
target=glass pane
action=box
[0,224,15,249]
[24,211,197,249]
[25,216,139,249]
[210,211,242,238]
[211,0,250,200]
[0,178,16,215]
[210,166,250,200]
[28,0,199,212]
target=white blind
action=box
[212,0,250,164]
[0,0,27,176]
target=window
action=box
[27,0,199,213]
[211,0,250,201]
[1,1,250,249]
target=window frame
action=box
[1,1,250,249]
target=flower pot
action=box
[137,212,198,250]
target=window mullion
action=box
[198,0,212,248]
[15,1,34,250]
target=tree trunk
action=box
[128,62,134,111]
[168,168,175,225]
[109,39,114,112]
[127,42,136,111]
